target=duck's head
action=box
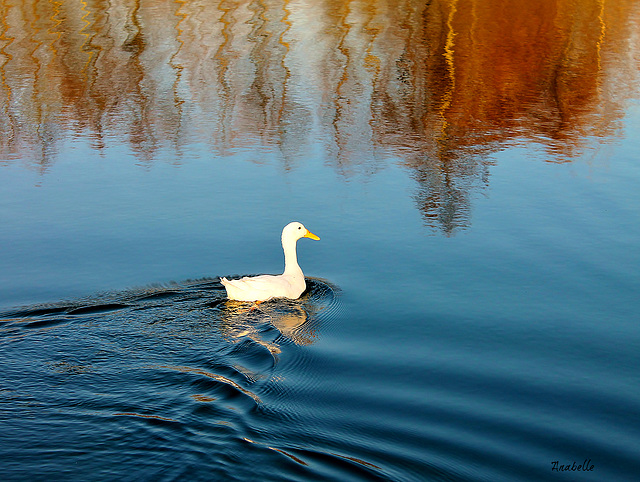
[283,221,320,242]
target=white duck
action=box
[221,221,320,302]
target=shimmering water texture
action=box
[0,279,360,480]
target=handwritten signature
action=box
[551,459,594,472]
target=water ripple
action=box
[0,276,346,480]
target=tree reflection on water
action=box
[1,0,638,233]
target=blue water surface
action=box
[2,111,639,480]
[1,1,640,480]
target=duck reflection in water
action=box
[218,278,335,350]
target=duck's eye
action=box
[298,226,302,230]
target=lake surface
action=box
[1,0,640,480]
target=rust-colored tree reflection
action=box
[1,0,638,233]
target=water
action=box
[2,0,640,480]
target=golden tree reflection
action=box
[1,0,638,232]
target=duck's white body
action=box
[221,222,320,302]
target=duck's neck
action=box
[282,236,303,277]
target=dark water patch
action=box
[68,303,130,315]
[1,305,72,318]
[133,290,184,301]
[7,316,75,331]
[204,298,228,309]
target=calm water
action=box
[1,0,640,480]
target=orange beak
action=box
[304,230,320,241]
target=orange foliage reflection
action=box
[1,0,638,232]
